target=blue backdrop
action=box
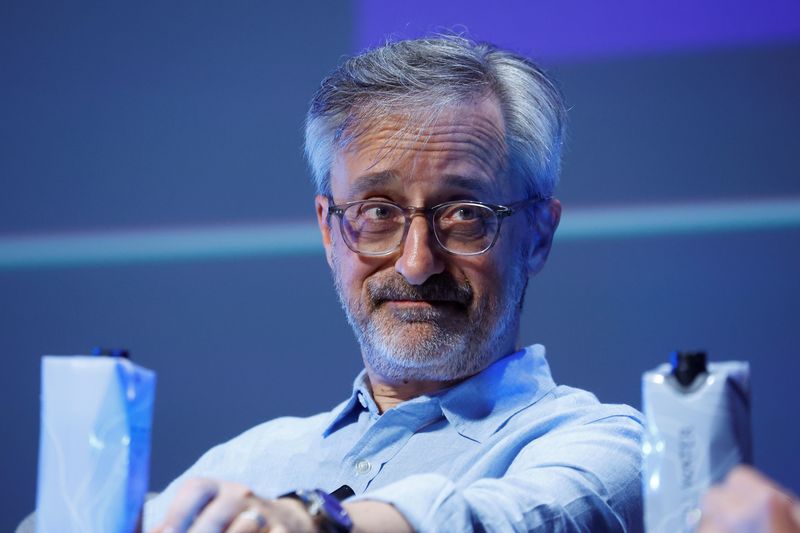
[2,2,799,529]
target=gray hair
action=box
[304,35,566,199]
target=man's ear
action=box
[527,198,561,276]
[315,194,334,269]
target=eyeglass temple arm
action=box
[503,195,549,216]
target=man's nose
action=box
[394,216,446,286]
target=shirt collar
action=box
[437,344,556,443]
[322,369,378,436]
[323,344,556,442]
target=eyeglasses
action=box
[327,197,544,256]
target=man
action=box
[146,36,643,532]
[699,466,800,533]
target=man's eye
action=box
[443,204,485,222]
[360,204,393,220]
[453,206,478,221]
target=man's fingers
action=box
[151,478,317,533]
[226,507,270,533]
[187,489,251,533]
[726,465,777,493]
[700,485,738,532]
[701,466,800,533]
[158,478,221,532]
[154,478,253,533]
[189,481,254,533]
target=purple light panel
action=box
[356,0,800,62]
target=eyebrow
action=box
[439,174,494,196]
[349,171,400,197]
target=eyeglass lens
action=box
[340,201,499,255]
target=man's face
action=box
[316,97,558,384]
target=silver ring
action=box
[238,508,268,528]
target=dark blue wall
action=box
[2,3,798,530]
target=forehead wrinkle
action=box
[345,171,494,202]
[355,124,508,180]
[362,117,506,153]
[338,98,511,197]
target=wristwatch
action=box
[282,488,353,533]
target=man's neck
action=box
[365,372,464,414]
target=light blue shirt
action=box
[145,345,644,532]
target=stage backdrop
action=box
[2,1,799,529]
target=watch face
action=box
[316,490,354,530]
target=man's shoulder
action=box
[546,383,643,422]
[505,381,644,443]
[178,395,353,477]
[470,345,643,443]
[217,398,351,452]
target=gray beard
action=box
[331,247,528,383]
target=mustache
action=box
[367,273,473,306]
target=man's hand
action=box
[148,477,413,533]
[148,478,314,533]
[700,465,800,533]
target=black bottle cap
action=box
[670,350,708,387]
[91,347,130,359]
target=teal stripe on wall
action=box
[2,198,799,270]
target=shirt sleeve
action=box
[349,413,644,533]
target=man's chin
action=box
[360,324,477,380]
[364,347,471,382]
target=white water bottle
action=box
[642,351,751,532]
[35,352,156,533]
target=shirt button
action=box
[355,459,372,475]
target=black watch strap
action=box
[282,488,353,533]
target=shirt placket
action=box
[338,400,442,494]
